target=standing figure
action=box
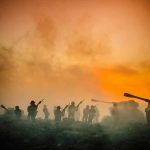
[93,106,100,123]
[14,106,22,120]
[43,105,50,120]
[27,100,43,121]
[145,102,150,124]
[82,105,90,123]
[88,105,96,124]
[68,100,84,121]
[68,101,76,120]
[54,104,69,125]
[54,106,63,125]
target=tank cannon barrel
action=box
[124,93,150,103]
[91,99,115,104]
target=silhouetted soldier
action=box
[94,106,100,123]
[54,106,62,124]
[82,105,90,123]
[68,101,76,120]
[14,106,22,120]
[54,104,69,125]
[27,99,43,121]
[68,100,84,121]
[88,105,96,124]
[0,105,14,118]
[43,105,50,120]
[145,102,150,124]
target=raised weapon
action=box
[62,103,69,116]
[0,105,8,111]
[76,99,85,110]
[37,99,44,107]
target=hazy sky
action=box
[0,0,150,118]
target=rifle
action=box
[62,103,69,116]
[124,93,150,103]
[76,99,84,110]
[37,99,44,107]
[0,105,8,111]
[91,99,115,104]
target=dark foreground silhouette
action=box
[0,116,150,150]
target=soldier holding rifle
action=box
[88,105,96,124]
[14,106,22,120]
[82,105,90,123]
[1,105,22,120]
[68,100,84,121]
[43,105,50,120]
[54,104,69,124]
[27,99,44,121]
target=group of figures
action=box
[1,93,150,126]
[0,99,99,125]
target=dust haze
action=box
[0,0,150,119]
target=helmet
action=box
[30,100,35,104]
[71,101,75,105]
[57,106,61,109]
[15,106,19,109]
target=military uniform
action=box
[68,102,76,120]
[54,106,62,124]
[27,101,38,121]
[14,106,22,120]
[88,106,96,124]
[43,105,50,120]
[82,105,90,123]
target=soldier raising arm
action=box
[54,104,69,125]
[68,100,84,121]
[27,99,44,121]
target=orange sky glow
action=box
[0,0,150,118]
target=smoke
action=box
[0,46,16,84]
[101,100,145,128]
[65,35,112,68]
[0,0,150,121]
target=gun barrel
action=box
[91,99,114,104]
[1,105,8,111]
[124,93,150,103]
